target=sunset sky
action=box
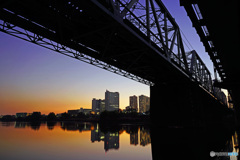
[0,0,216,115]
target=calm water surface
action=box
[1,121,239,160]
[0,122,152,160]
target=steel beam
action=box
[0,19,153,86]
[0,0,225,104]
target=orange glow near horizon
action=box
[0,27,151,116]
[0,86,147,115]
[0,96,135,115]
[0,122,152,160]
[0,32,150,116]
[0,69,150,115]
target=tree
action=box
[30,112,42,121]
[47,112,56,121]
[60,112,70,120]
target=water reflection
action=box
[3,121,151,153]
[60,122,92,132]
[91,123,120,152]
[231,131,239,160]
[14,121,42,130]
[151,127,239,160]
[47,121,57,130]
[0,121,239,160]
[90,124,151,152]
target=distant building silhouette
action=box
[124,106,137,113]
[92,98,101,114]
[92,99,105,114]
[130,95,138,112]
[139,95,150,113]
[16,112,27,118]
[68,108,91,116]
[68,109,79,117]
[79,108,91,115]
[32,112,41,115]
[100,100,105,113]
[105,90,119,111]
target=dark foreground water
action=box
[0,121,239,160]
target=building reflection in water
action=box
[230,131,239,160]
[91,124,151,152]
[104,132,119,151]
[15,121,42,130]
[15,122,27,128]
[61,122,92,132]
[130,129,138,145]
[91,123,120,152]
[5,121,238,159]
[140,126,151,146]
[91,123,105,142]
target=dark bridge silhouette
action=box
[0,0,236,127]
[180,0,240,126]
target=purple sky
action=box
[0,0,215,115]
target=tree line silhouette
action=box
[0,111,150,123]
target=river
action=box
[0,121,239,160]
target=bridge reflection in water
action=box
[151,126,239,160]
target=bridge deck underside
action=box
[181,0,239,84]
[0,0,234,125]
[0,0,190,84]
[180,0,240,123]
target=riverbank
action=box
[0,112,151,124]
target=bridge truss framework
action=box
[0,0,225,104]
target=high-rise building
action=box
[130,95,138,112]
[100,99,105,112]
[105,90,119,111]
[92,98,105,114]
[92,98,101,114]
[139,95,150,113]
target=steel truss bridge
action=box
[0,0,227,105]
[180,0,239,124]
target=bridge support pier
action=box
[150,82,229,128]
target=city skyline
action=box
[0,92,150,116]
[0,0,220,115]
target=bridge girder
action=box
[0,0,225,103]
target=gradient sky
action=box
[0,0,217,115]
